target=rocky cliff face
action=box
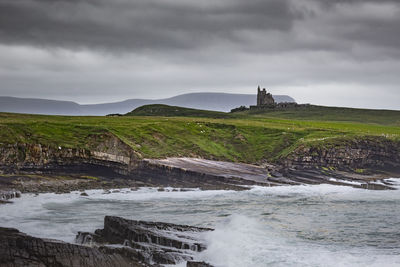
[282,136,400,172]
[0,133,263,190]
[0,227,146,267]
[0,133,140,175]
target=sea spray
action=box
[198,214,400,267]
[198,214,272,266]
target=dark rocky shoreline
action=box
[1,134,399,196]
[0,216,213,267]
[0,157,397,201]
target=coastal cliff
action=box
[282,136,400,172]
[0,132,399,191]
[0,133,140,175]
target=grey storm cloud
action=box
[0,0,399,109]
[0,0,399,54]
[0,0,299,51]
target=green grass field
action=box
[244,105,400,126]
[0,104,399,163]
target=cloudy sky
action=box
[0,0,399,109]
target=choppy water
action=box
[1,180,400,267]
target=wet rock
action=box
[187,261,214,267]
[270,171,283,177]
[76,216,213,265]
[279,168,397,190]
[145,158,270,186]
[0,190,21,201]
[0,227,147,267]
[80,192,89,196]
[55,188,71,194]
[75,231,104,245]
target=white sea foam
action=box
[245,180,400,201]
[328,177,364,186]
[85,187,235,201]
[246,184,361,195]
[198,214,400,267]
[385,178,400,187]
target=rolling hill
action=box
[0,93,295,115]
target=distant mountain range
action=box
[0,93,295,116]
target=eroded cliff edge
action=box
[282,136,400,172]
[0,133,399,191]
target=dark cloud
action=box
[0,0,298,51]
[0,0,399,109]
[1,0,399,57]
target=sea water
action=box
[1,181,400,267]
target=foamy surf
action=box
[85,187,235,201]
[197,214,400,267]
[0,182,400,266]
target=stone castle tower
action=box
[257,86,276,106]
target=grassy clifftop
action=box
[0,105,399,164]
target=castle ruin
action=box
[250,86,309,110]
[257,86,276,107]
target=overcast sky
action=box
[0,0,399,109]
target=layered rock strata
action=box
[0,216,215,267]
[283,137,400,171]
[76,216,213,265]
[0,133,140,175]
[0,134,399,191]
[0,227,147,267]
[146,158,398,190]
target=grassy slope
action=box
[0,105,399,164]
[126,104,230,118]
